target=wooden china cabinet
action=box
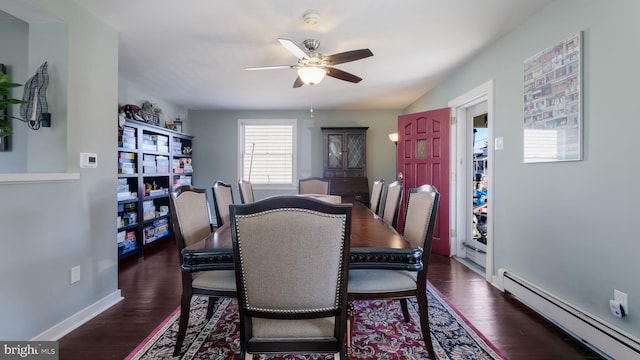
[321,127,369,205]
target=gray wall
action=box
[0,0,118,340]
[407,0,639,337]
[189,109,399,205]
[26,21,68,172]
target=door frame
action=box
[447,80,494,282]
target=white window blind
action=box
[239,120,295,185]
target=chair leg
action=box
[173,292,193,356]
[206,297,217,319]
[416,293,435,358]
[400,298,411,322]
[346,301,354,359]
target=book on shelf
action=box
[118,153,136,173]
[143,200,156,220]
[154,224,169,239]
[118,152,135,159]
[143,164,157,174]
[118,133,136,148]
[143,225,156,244]
[172,141,182,155]
[123,202,136,211]
[156,155,169,173]
[172,158,193,174]
[119,160,135,166]
[118,211,137,227]
[148,189,166,197]
[143,218,170,244]
[118,230,137,252]
[119,141,136,150]
[117,192,137,201]
[117,179,137,200]
[118,167,136,174]
[173,175,192,186]
[153,135,169,153]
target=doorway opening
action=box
[465,113,488,270]
[448,80,494,282]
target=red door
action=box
[397,108,450,256]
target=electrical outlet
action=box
[70,265,81,284]
[614,289,628,315]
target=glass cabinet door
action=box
[346,133,365,169]
[327,134,343,169]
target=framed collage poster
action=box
[523,32,582,163]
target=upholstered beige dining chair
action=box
[212,180,234,226]
[348,184,440,358]
[369,179,385,215]
[381,180,402,228]
[299,177,331,195]
[230,196,352,359]
[238,179,255,204]
[169,185,236,356]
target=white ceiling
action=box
[66,1,550,110]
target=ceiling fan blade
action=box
[324,49,373,65]
[325,67,363,83]
[278,38,309,60]
[293,76,304,88]
[245,65,295,71]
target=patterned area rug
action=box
[126,283,506,359]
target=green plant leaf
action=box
[0,71,27,138]
[0,120,12,138]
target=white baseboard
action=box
[497,269,640,360]
[31,290,123,341]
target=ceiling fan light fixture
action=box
[297,66,326,85]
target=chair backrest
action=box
[238,179,255,204]
[170,185,213,256]
[230,196,352,357]
[382,180,403,228]
[299,177,330,195]
[369,179,385,214]
[212,181,234,226]
[402,184,440,270]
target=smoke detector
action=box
[302,10,320,25]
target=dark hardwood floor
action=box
[58,240,604,359]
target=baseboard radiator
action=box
[497,268,640,359]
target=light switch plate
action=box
[494,137,504,150]
[80,153,98,168]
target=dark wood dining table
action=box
[181,199,423,273]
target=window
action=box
[238,119,296,187]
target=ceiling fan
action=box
[246,38,373,87]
